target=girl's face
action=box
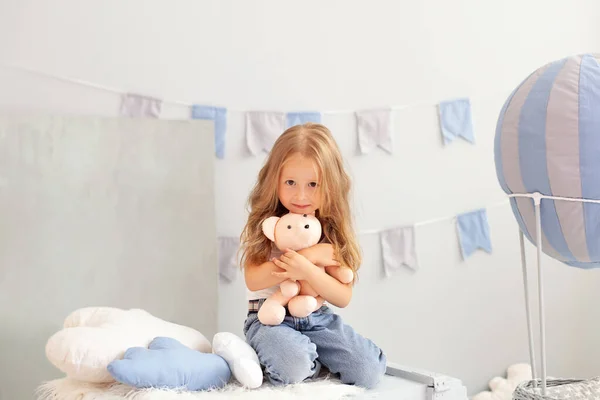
[277,153,322,215]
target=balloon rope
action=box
[519,229,538,388]
[533,194,547,395]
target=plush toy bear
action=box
[258,212,354,325]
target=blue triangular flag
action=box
[438,98,475,145]
[191,105,227,159]
[456,208,492,259]
[286,112,322,128]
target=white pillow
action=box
[46,307,211,383]
[212,332,263,389]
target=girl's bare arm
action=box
[305,265,352,308]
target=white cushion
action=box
[212,332,263,389]
[46,307,211,383]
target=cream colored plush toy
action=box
[472,363,532,400]
[45,307,212,383]
[258,212,354,326]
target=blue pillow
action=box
[107,337,231,391]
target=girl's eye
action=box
[285,180,295,186]
[308,182,318,188]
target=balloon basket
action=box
[512,378,600,399]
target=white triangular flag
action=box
[218,236,240,283]
[380,226,418,277]
[120,93,162,118]
[246,111,286,155]
[355,108,393,154]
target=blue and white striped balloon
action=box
[494,53,600,269]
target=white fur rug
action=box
[36,377,366,400]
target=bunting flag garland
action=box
[438,97,475,145]
[380,226,418,276]
[245,111,286,155]
[355,108,393,154]
[216,201,506,281]
[218,236,240,283]
[0,63,524,287]
[120,93,162,118]
[1,63,507,279]
[192,105,228,159]
[456,208,492,259]
[286,111,322,128]
[0,64,493,159]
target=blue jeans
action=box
[243,300,387,389]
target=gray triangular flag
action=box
[218,236,240,283]
[356,108,393,154]
[380,226,418,277]
[246,111,286,155]
[120,93,162,118]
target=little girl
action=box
[239,123,387,389]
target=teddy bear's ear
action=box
[262,217,279,242]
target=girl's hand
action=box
[271,249,317,281]
[299,243,341,268]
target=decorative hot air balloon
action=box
[495,53,600,398]
[494,53,600,269]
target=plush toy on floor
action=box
[258,212,354,326]
[44,307,263,391]
[107,336,231,391]
[212,331,263,389]
[472,363,532,400]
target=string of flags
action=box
[0,63,500,282]
[127,93,476,158]
[1,63,479,160]
[218,201,505,283]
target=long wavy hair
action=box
[239,123,362,278]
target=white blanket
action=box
[36,377,365,400]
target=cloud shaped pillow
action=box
[107,337,231,391]
[45,307,212,383]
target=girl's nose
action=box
[297,187,307,200]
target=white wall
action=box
[1,0,599,395]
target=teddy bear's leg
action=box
[287,296,318,318]
[280,279,301,298]
[257,289,290,326]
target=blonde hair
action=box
[239,123,362,278]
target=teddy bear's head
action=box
[262,213,322,251]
